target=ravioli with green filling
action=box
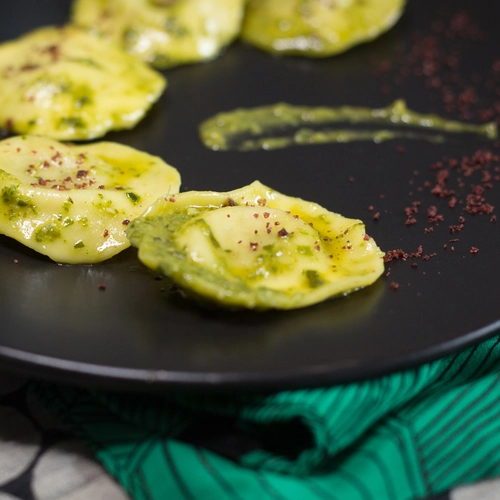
[0,25,166,140]
[0,136,181,264]
[71,0,246,69]
[127,181,385,309]
[241,0,406,57]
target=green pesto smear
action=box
[199,99,498,151]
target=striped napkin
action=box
[32,334,500,500]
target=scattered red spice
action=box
[465,187,494,215]
[470,246,479,254]
[75,153,86,164]
[44,44,61,61]
[383,244,439,271]
[98,284,106,291]
[21,64,40,73]
[377,145,498,282]
[373,212,380,221]
[390,282,400,290]
[449,224,464,234]
[372,8,496,122]
[384,249,408,263]
[427,205,444,223]
[122,219,130,225]
[249,242,258,251]
[422,253,437,261]
[13,259,18,264]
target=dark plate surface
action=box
[1,0,499,391]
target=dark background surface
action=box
[0,0,499,391]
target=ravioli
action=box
[241,0,406,57]
[0,136,180,264]
[127,181,384,309]
[71,0,246,69]
[0,26,166,140]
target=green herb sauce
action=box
[1,184,36,217]
[199,99,498,151]
[126,192,141,204]
[35,224,61,243]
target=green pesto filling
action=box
[129,208,323,303]
[127,210,292,302]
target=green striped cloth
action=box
[32,335,500,500]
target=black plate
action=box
[1,0,499,392]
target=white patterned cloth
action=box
[0,374,128,500]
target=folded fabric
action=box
[31,334,500,500]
